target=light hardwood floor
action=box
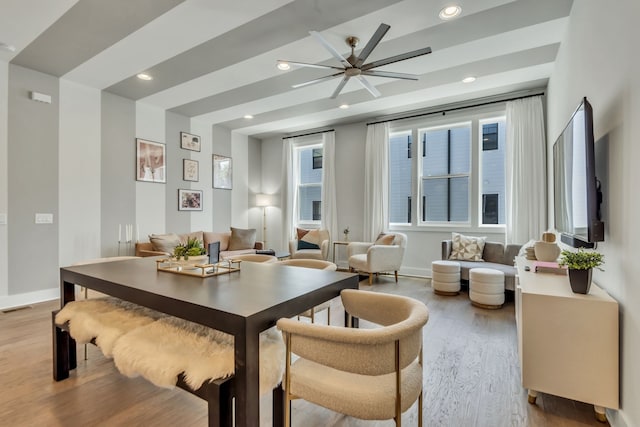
[0,276,607,426]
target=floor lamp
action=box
[255,194,271,248]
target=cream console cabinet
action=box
[514,257,619,422]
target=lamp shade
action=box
[255,193,271,207]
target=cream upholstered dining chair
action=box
[275,259,337,324]
[289,229,330,260]
[277,289,429,426]
[71,256,140,358]
[348,232,407,285]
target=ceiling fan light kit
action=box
[278,23,432,99]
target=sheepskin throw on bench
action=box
[55,298,285,395]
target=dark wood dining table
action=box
[53,257,359,426]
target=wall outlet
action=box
[35,213,53,224]
[0,213,6,225]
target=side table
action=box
[332,241,350,271]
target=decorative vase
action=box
[568,268,592,294]
[533,241,561,262]
[344,233,349,241]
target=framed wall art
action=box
[180,131,201,152]
[183,159,199,182]
[213,154,232,190]
[136,138,166,183]
[178,189,203,211]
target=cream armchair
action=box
[348,232,407,285]
[277,289,429,426]
[289,229,330,260]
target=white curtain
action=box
[321,131,338,250]
[363,122,390,241]
[505,96,547,244]
[281,137,299,250]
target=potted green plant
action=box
[173,237,207,265]
[558,248,604,294]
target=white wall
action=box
[546,1,639,425]
[135,102,166,240]
[231,131,249,228]
[190,119,213,232]
[58,79,101,267]
[0,60,8,297]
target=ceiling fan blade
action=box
[355,76,381,98]
[330,76,350,99]
[291,72,344,89]
[278,60,343,71]
[354,23,390,68]
[310,30,351,68]
[361,46,432,71]
[362,70,419,81]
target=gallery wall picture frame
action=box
[180,131,201,152]
[136,138,166,183]
[183,159,199,182]
[178,189,203,211]
[213,154,232,190]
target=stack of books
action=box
[524,246,537,260]
[532,261,567,275]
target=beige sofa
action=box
[136,230,263,260]
[441,240,521,291]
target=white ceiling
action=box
[0,0,573,138]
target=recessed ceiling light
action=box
[462,76,476,83]
[277,61,291,71]
[0,42,16,52]
[439,5,462,20]
[137,73,153,81]
[244,115,254,119]
[339,104,349,109]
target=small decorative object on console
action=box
[343,226,350,241]
[558,248,604,294]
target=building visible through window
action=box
[388,113,506,227]
[312,148,323,169]
[298,145,323,223]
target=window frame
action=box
[477,116,507,227]
[294,141,323,228]
[388,105,507,233]
[417,120,472,227]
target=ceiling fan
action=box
[278,23,432,99]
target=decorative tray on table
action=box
[156,258,240,277]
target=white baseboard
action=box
[0,288,59,311]
[399,266,431,278]
[607,408,631,427]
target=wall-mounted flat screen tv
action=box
[553,97,604,248]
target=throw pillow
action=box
[374,234,395,245]
[298,229,321,250]
[449,232,486,261]
[296,228,310,240]
[149,233,181,254]
[228,227,257,251]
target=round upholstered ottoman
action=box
[432,260,461,296]
[469,268,505,309]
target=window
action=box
[482,194,499,224]
[388,111,506,228]
[389,131,413,224]
[482,123,498,150]
[420,124,471,223]
[480,118,506,225]
[312,148,323,169]
[312,201,321,221]
[297,145,323,224]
